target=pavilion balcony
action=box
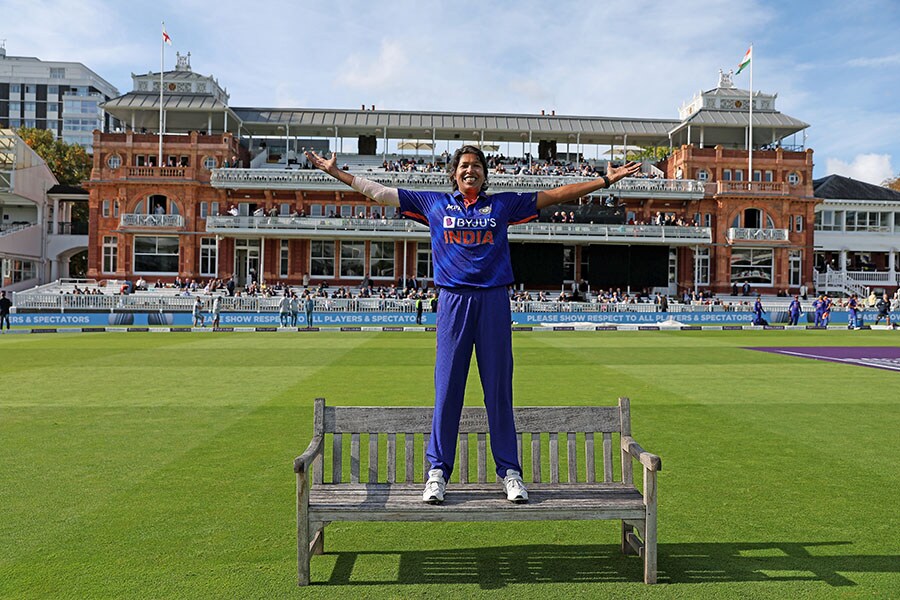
[205,215,712,246]
[120,214,185,228]
[210,169,706,200]
[715,181,789,195]
[726,227,789,243]
[123,166,194,180]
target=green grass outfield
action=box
[1,330,898,599]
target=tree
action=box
[884,175,900,192]
[634,146,672,163]
[15,127,92,186]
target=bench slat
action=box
[567,432,577,483]
[308,483,646,522]
[477,433,487,483]
[459,434,469,484]
[405,434,414,482]
[332,433,342,484]
[603,432,614,483]
[532,433,541,483]
[387,433,396,483]
[323,406,620,434]
[549,432,559,484]
[350,433,360,483]
[369,433,379,483]
[585,432,595,483]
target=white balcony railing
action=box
[717,181,789,195]
[205,216,712,244]
[816,269,900,295]
[120,214,185,228]
[726,227,789,242]
[210,169,707,198]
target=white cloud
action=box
[847,54,900,68]
[336,40,410,91]
[825,154,895,185]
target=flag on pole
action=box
[736,46,751,74]
[162,23,172,46]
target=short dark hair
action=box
[447,145,489,192]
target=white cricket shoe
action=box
[503,469,529,503]
[422,468,446,504]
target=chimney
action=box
[541,109,545,116]
[551,110,555,116]
[361,104,365,110]
[371,105,375,111]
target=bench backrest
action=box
[308,397,636,486]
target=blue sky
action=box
[3,0,899,183]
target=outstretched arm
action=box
[536,161,642,209]
[305,151,399,207]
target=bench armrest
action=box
[622,435,662,472]
[293,435,324,474]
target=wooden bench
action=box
[293,397,662,585]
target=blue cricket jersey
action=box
[398,189,539,288]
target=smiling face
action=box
[453,153,485,198]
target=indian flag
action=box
[736,46,752,74]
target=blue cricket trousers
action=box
[426,286,522,481]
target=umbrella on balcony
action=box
[464,142,501,152]
[397,140,434,156]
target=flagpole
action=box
[159,21,165,168]
[748,43,753,190]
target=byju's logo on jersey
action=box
[442,217,497,229]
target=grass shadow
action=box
[319,541,899,588]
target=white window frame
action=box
[280,239,290,278]
[133,236,180,275]
[695,247,710,286]
[789,250,802,287]
[370,240,395,279]
[339,241,365,278]
[102,236,118,274]
[310,240,335,277]
[200,237,217,277]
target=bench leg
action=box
[621,521,636,555]
[644,515,657,584]
[297,474,310,586]
[311,524,325,556]
[643,472,658,584]
[298,524,310,586]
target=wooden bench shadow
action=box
[321,541,899,588]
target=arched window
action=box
[732,208,775,229]
[146,195,179,215]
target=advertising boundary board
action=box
[5,310,899,329]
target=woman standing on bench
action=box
[307,147,640,503]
